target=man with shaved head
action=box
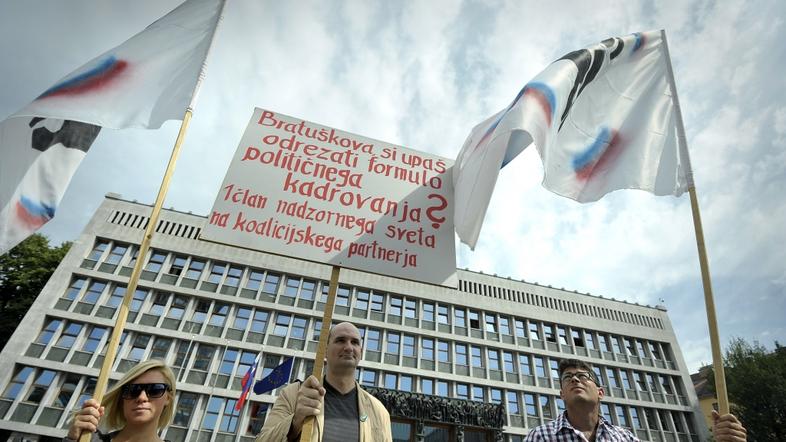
[257,321,392,442]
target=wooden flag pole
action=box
[300,265,341,442]
[78,110,193,442]
[661,29,729,414]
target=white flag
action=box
[0,0,224,254]
[453,30,691,249]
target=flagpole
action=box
[661,29,729,415]
[77,3,227,441]
[300,265,341,442]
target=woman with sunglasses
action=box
[64,359,176,441]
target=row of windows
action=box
[1,363,696,441]
[457,279,663,329]
[32,315,687,408]
[79,239,678,368]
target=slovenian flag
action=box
[0,0,225,255]
[453,30,691,249]
[236,353,261,411]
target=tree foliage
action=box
[709,337,786,442]
[0,234,71,351]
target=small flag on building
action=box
[236,353,261,411]
[0,0,224,255]
[254,357,294,395]
[453,30,691,249]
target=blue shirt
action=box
[524,411,640,441]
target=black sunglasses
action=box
[120,383,170,400]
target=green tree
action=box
[710,338,786,441]
[0,234,71,351]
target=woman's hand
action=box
[67,399,105,439]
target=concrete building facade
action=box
[0,195,706,441]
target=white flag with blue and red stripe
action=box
[0,0,224,255]
[453,30,691,249]
[236,353,261,411]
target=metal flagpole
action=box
[78,2,227,441]
[299,265,341,442]
[661,29,729,414]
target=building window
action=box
[455,344,467,366]
[490,388,502,404]
[540,395,553,419]
[549,359,559,380]
[88,240,109,261]
[26,370,56,404]
[472,386,484,402]
[185,259,205,280]
[64,277,86,300]
[223,266,242,287]
[261,273,280,294]
[82,326,106,352]
[524,394,536,416]
[36,319,62,345]
[543,324,556,343]
[454,309,466,327]
[145,250,166,273]
[236,351,257,378]
[585,331,596,349]
[456,383,469,400]
[649,342,662,360]
[423,303,434,322]
[52,373,80,408]
[82,280,107,304]
[503,352,515,373]
[402,335,415,357]
[150,337,172,360]
[250,310,269,334]
[468,310,480,329]
[599,334,611,352]
[3,366,34,399]
[386,332,400,355]
[291,317,307,339]
[471,346,483,368]
[370,293,384,312]
[519,354,532,376]
[207,262,226,284]
[193,345,215,371]
[400,375,413,392]
[634,372,647,391]
[437,305,449,324]
[384,373,397,389]
[355,290,369,311]
[55,322,83,348]
[499,317,511,335]
[167,295,188,320]
[284,277,299,298]
[515,319,525,338]
[209,303,229,327]
[611,336,623,354]
[173,392,199,426]
[389,297,402,316]
[421,338,434,360]
[616,405,629,427]
[437,381,448,397]
[438,341,450,363]
[361,370,377,387]
[507,391,520,414]
[127,335,150,361]
[620,370,632,389]
[311,320,322,342]
[624,337,637,356]
[105,243,128,265]
[130,289,147,312]
[246,270,264,290]
[366,329,381,351]
[630,407,643,429]
[421,378,433,395]
[484,313,497,333]
[168,256,187,276]
[202,397,222,430]
[660,375,673,394]
[273,314,291,336]
[105,286,125,308]
[488,349,500,370]
[606,368,619,388]
[233,307,251,331]
[557,327,569,345]
[529,322,540,340]
[336,286,350,307]
[403,300,417,319]
[534,357,545,377]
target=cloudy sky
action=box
[1,0,784,373]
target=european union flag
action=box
[253,357,294,395]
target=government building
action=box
[0,195,706,441]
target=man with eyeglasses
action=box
[257,321,392,442]
[525,359,747,442]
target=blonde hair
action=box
[101,360,176,431]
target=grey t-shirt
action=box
[322,379,359,442]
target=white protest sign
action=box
[202,108,457,287]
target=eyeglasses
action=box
[560,371,595,385]
[120,383,170,400]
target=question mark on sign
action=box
[426,194,448,229]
